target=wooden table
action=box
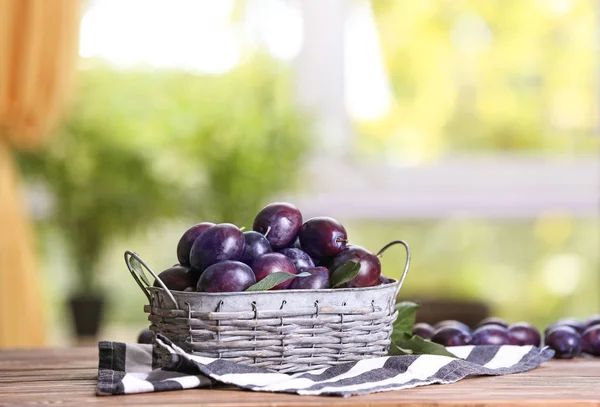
[1,347,599,406]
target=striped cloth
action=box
[96,335,554,397]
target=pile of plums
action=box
[412,315,600,359]
[153,202,390,293]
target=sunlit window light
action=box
[79,0,240,74]
[344,0,393,121]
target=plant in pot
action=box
[18,98,181,341]
[18,59,311,341]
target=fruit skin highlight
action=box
[190,223,245,271]
[298,216,348,259]
[197,260,256,292]
[253,202,303,250]
[545,326,582,359]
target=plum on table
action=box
[472,324,510,345]
[545,326,582,359]
[412,322,434,340]
[431,326,472,346]
[582,324,600,356]
[508,322,541,346]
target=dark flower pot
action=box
[68,294,105,338]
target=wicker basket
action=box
[125,241,410,373]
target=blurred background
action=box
[1,0,598,347]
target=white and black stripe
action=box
[96,335,554,397]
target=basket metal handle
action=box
[124,250,179,310]
[377,240,411,298]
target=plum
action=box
[434,320,472,334]
[545,318,586,335]
[330,245,381,288]
[240,231,272,266]
[253,202,303,249]
[508,322,541,346]
[477,317,509,329]
[431,326,472,346]
[412,322,434,340]
[582,324,600,356]
[472,324,510,345]
[190,223,244,270]
[153,265,194,291]
[288,267,330,290]
[176,222,215,266]
[251,253,297,290]
[279,247,315,273]
[545,326,582,359]
[298,217,348,259]
[137,329,155,344]
[197,261,256,292]
[585,315,600,329]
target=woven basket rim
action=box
[148,278,399,297]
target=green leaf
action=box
[330,261,361,288]
[129,257,151,287]
[246,271,310,292]
[389,332,457,358]
[391,301,420,341]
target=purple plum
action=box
[288,267,330,290]
[197,260,256,292]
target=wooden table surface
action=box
[1,347,599,407]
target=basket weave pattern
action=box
[145,285,399,373]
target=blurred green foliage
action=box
[345,218,599,329]
[361,0,598,160]
[19,56,310,294]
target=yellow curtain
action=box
[0,0,80,347]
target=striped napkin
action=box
[96,335,554,397]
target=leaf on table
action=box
[391,301,419,342]
[390,332,457,358]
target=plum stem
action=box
[240,226,246,232]
[264,226,271,237]
[336,238,348,243]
